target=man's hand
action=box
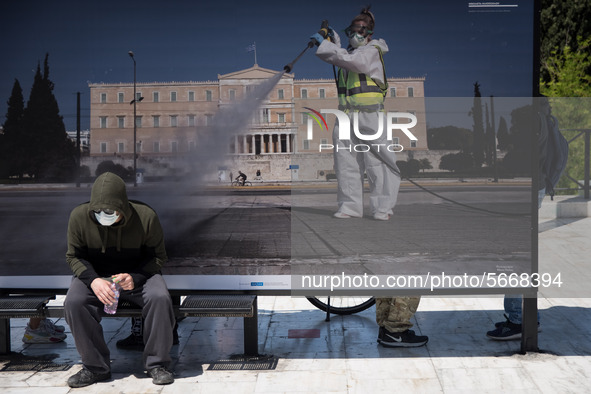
[91,278,117,306]
[112,273,134,291]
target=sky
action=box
[0,0,536,131]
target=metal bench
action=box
[0,293,258,356]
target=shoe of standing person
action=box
[22,322,67,343]
[377,327,428,347]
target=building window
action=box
[410,140,417,148]
[117,116,125,128]
[319,88,325,98]
[153,115,160,128]
[390,87,397,97]
[171,141,178,153]
[278,89,284,99]
[153,91,159,102]
[100,142,107,153]
[301,89,308,99]
[135,116,142,128]
[206,90,212,101]
[229,89,236,101]
[118,142,125,153]
[408,87,414,97]
[136,92,142,101]
[188,115,195,127]
[170,115,178,127]
[188,91,195,102]
[100,93,107,103]
[118,92,124,103]
[302,113,309,123]
[278,113,285,123]
[170,91,177,102]
[303,140,310,150]
[393,137,400,145]
[321,138,328,145]
[205,114,213,126]
[262,109,269,123]
[153,141,160,153]
[99,116,107,128]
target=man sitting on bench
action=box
[64,172,175,388]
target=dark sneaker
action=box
[377,327,428,347]
[117,327,179,349]
[487,318,522,340]
[116,333,144,349]
[67,368,111,388]
[489,316,540,340]
[494,315,541,331]
[147,367,174,385]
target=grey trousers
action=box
[64,274,175,374]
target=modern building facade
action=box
[87,65,427,181]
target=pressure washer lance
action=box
[284,20,331,73]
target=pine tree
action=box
[21,53,76,180]
[1,79,25,178]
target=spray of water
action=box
[136,70,287,256]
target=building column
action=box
[272,134,277,154]
[286,133,291,153]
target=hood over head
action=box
[88,172,131,223]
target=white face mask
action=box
[94,211,120,226]
[349,33,368,48]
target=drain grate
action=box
[0,354,72,372]
[207,354,278,371]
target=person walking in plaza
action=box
[312,6,428,347]
[64,172,175,388]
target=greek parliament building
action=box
[87,65,427,181]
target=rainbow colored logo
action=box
[303,107,328,132]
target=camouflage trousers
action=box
[375,297,421,333]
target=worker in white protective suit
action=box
[311,7,428,348]
[311,7,401,221]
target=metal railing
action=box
[560,128,591,199]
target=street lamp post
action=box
[129,51,137,187]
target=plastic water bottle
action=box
[104,281,121,314]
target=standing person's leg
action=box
[487,187,546,340]
[333,119,365,218]
[358,112,401,220]
[116,317,144,349]
[64,277,111,387]
[375,297,427,347]
[22,317,66,343]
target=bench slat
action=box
[0,295,53,318]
